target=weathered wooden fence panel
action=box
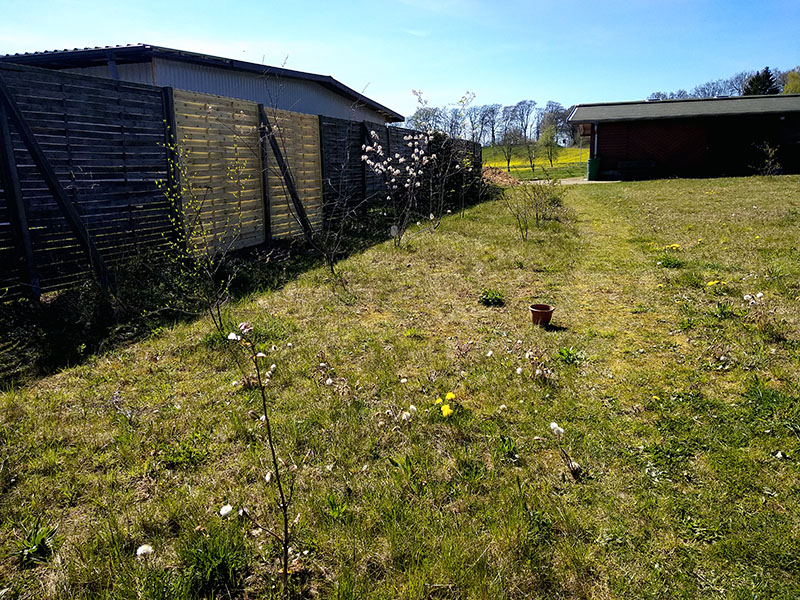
[173,89,265,252]
[264,108,323,239]
[0,63,172,297]
[318,119,424,216]
[317,116,363,219]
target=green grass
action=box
[483,145,588,180]
[1,175,800,598]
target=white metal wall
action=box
[153,59,387,123]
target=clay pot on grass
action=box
[530,304,555,327]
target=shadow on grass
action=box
[0,233,364,385]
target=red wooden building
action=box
[568,95,800,180]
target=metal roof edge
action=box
[0,43,405,122]
[568,94,800,123]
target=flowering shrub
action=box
[361,129,436,246]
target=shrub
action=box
[502,180,567,240]
[478,288,505,306]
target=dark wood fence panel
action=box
[318,119,428,220]
[0,63,172,298]
[0,181,24,298]
[318,116,363,220]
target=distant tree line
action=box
[402,99,581,171]
[648,66,800,100]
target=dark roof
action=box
[0,44,404,122]
[569,94,800,123]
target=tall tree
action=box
[781,67,800,94]
[536,125,561,167]
[743,67,780,95]
[482,104,502,146]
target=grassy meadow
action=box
[1,175,800,598]
[482,145,588,180]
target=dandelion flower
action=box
[220,504,233,517]
[441,404,454,417]
[445,392,456,401]
[435,397,443,404]
[136,544,154,557]
[549,422,564,438]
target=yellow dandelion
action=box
[445,392,456,401]
[755,235,760,240]
[652,395,660,401]
[435,397,443,405]
[441,404,453,417]
[657,284,664,289]
[707,280,719,286]
[697,238,703,243]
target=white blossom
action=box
[220,504,233,517]
[549,422,565,438]
[136,544,154,557]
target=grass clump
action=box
[478,288,505,306]
[12,516,59,567]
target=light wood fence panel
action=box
[263,108,323,239]
[173,90,265,252]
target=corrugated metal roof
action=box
[0,43,404,122]
[569,94,800,123]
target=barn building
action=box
[0,44,403,124]
[569,95,800,180]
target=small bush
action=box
[478,288,505,307]
[556,346,585,365]
[502,179,567,240]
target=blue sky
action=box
[0,0,797,119]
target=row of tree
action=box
[404,99,578,149]
[403,98,579,173]
[648,66,800,100]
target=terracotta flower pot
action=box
[530,303,555,327]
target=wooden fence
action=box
[0,63,481,302]
[0,63,172,299]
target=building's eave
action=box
[0,44,405,122]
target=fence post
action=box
[0,104,40,300]
[257,104,272,241]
